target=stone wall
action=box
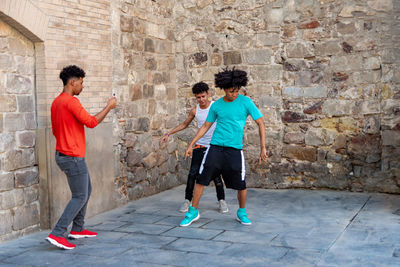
[0,0,399,243]
[167,0,400,192]
[0,19,40,241]
[112,0,182,200]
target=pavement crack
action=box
[323,195,372,254]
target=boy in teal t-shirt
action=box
[180,69,267,227]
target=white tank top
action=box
[196,101,216,147]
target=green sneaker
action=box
[236,208,252,225]
[180,206,200,227]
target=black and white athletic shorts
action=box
[197,145,246,190]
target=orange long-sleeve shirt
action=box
[51,92,98,157]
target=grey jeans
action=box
[51,151,92,237]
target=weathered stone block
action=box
[0,210,12,235]
[304,101,323,114]
[127,149,142,167]
[339,117,359,133]
[144,38,155,52]
[284,132,305,144]
[244,49,271,65]
[12,202,39,231]
[0,189,24,210]
[196,0,213,9]
[4,113,25,132]
[132,18,146,35]
[296,71,317,86]
[322,100,356,117]
[304,86,328,98]
[337,21,356,34]
[382,130,400,146]
[283,145,317,162]
[361,100,380,115]
[15,167,38,188]
[283,87,302,98]
[286,43,314,58]
[159,149,169,165]
[251,66,282,81]
[144,57,157,70]
[266,8,283,25]
[305,128,336,147]
[188,52,208,68]
[3,149,35,171]
[364,57,380,70]
[143,152,158,169]
[315,40,342,56]
[256,33,280,46]
[332,72,349,82]
[223,51,242,65]
[16,95,34,112]
[0,132,15,153]
[259,96,281,108]
[281,111,314,123]
[298,21,320,29]
[333,134,346,150]
[363,116,381,134]
[24,113,36,130]
[211,53,222,66]
[130,84,142,101]
[367,0,393,11]
[342,42,353,53]
[0,171,14,192]
[23,184,39,204]
[155,40,173,54]
[348,134,380,159]
[0,94,16,112]
[168,155,177,172]
[121,34,143,51]
[6,74,33,94]
[120,15,133,32]
[16,131,35,148]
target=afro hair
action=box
[59,65,86,86]
[192,82,209,94]
[214,68,248,90]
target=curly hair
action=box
[192,82,209,94]
[214,68,248,90]
[59,65,86,86]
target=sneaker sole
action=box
[179,208,189,213]
[219,208,229,214]
[46,237,75,250]
[68,234,97,239]
[236,216,252,225]
[180,213,200,227]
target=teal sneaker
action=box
[236,208,252,225]
[180,206,200,227]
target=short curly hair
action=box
[59,65,86,86]
[192,82,209,94]
[214,68,248,90]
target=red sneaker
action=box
[46,234,76,250]
[68,229,98,239]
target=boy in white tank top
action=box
[160,82,228,214]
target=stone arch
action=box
[0,0,48,42]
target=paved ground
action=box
[1,185,400,266]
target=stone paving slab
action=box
[1,185,400,266]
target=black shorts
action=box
[197,145,246,190]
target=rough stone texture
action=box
[2,0,400,242]
[0,18,38,241]
[14,167,39,188]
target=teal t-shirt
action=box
[206,94,263,149]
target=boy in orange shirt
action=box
[46,65,117,249]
